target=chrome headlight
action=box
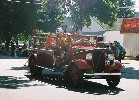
[108,54,115,60]
[86,53,93,60]
[107,54,115,66]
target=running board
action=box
[84,73,121,76]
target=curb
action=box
[124,57,137,60]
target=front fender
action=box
[71,59,92,70]
[105,60,123,72]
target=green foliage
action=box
[69,0,92,31]
[117,0,135,18]
[92,0,119,26]
[0,0,38,41]
[17,33,31,44]
[0,0,135,49]
[0,0,38,51]
[65,0,135,31]
[37,0,66,33]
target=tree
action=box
[0,0,38,51]
[117,0,135,18]
[0,0,68,52]
[37,0,67,33]
[64,0,135,32]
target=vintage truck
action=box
[28,33,123,87]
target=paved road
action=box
[0,57,139,100]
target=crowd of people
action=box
[0,42,27,57]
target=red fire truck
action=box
[28,32,123,87]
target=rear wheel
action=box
[106,70,121,87]
[30,59,43,76]
[65,64,83,87]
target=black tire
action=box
[106,70,121,87]
[65,64,83,87]
[30,59,43,76]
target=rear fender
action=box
[36,52,53,66]
[28,54,37,67]
[71,59,92,70]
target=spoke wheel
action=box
[66,64,83,87]
[71,67,79,85]
[30,59,43,76]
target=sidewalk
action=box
[122,60,139,70]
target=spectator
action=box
[114,41,123,63]
[11,43,15,57]
[1,45,7,55]
[109,43,115,52]
[15,45,19,57]
[113,43,120,60]
[0,45,3,54]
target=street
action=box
[0,57,139,100]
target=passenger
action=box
[61,33,69,58]
[46,33,54,48]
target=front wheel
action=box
[65,64,83,87]
[106,70,121,87]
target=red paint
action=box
[73,60,92,69]
[105,60,123,72]
[120,18,139,33]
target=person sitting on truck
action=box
[61,33,68,53]
[46,33,55,48]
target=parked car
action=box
[28,33,123,87]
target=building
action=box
[120,18,139,57]
[62,17,125,45]
[61,17,105,36]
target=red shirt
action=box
[46,37,54,46]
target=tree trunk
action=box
[78,0,84,33]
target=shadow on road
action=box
[10,66,29,70]
[25,75,124,95]
[0,66,43,89]
[0,76,45,89]
[121,67,139,80]
[4,66,125,94]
